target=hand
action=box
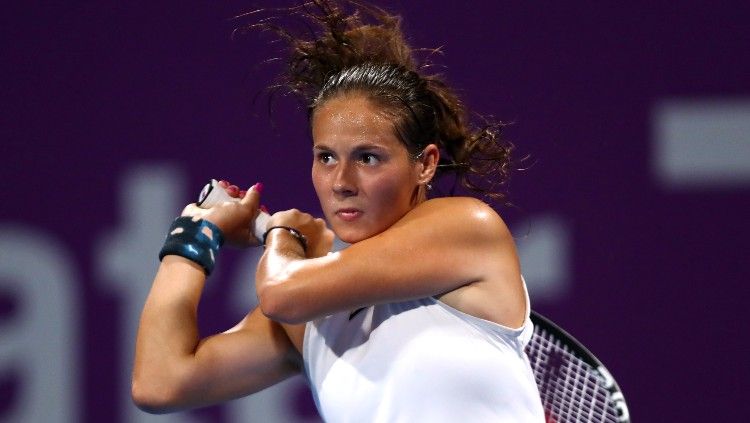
[181,181,263,247]
[267,209,334,258]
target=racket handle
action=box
[196,179,270,242]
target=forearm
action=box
[132,255,206,410]
[255,230,306,317]
[253,199,507,325]
[255,238,352,324]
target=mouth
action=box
[335,208,363,222]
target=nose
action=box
[332,161,357,197]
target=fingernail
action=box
[218,180,230,188]
[254,182,264,193]
[227,185,239,192]
[260,204,269,213]
[239,190,247,198]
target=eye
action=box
[316,151,336,165]
[359,153,380,165]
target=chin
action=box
[335,230,368,245]
[332,225,377,244]
[328,213,395,244]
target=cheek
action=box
[311,167,323,194]
[311,167,330,205]
[365,170,414,206]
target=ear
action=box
[415,144,439,185]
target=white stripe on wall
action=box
[515,214,571,303]
[652,100,750,188]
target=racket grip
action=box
[196,179,270,242]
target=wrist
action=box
[263,226,308,253]
[158,216,225,276]
[160,254,204,271]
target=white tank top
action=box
[303,292,545,422]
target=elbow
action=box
[131,373,187,414]
[131,381,171,414]
[258,284,307,324]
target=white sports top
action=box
[303,290,545,422]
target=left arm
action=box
[256,197,522,325]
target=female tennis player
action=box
[132,1,544,421]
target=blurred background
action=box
[2,1,748,422]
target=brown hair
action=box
[236,0,514,201]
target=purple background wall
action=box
[2,1,749,422]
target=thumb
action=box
[239,182,262,210]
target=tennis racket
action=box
[526,311,630,423]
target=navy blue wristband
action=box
[158,216,225,276]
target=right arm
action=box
[131,184,304,413]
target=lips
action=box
[335,208,363,222]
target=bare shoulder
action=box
[411,195,495,214]
[400,197,512,244]
[409,198,525,327]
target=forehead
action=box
[311,94,399,146]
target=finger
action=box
[239,182,262,210]
[227,185,240,197]
[218,180,230,188]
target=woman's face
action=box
[311,94,428,244]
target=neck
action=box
[410,185,428,206]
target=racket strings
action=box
[526,326,620,423]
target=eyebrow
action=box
[313,143,389,152]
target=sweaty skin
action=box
[132,93,526,414]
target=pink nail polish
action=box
[254,182,264,193]
[260,204,269,213]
